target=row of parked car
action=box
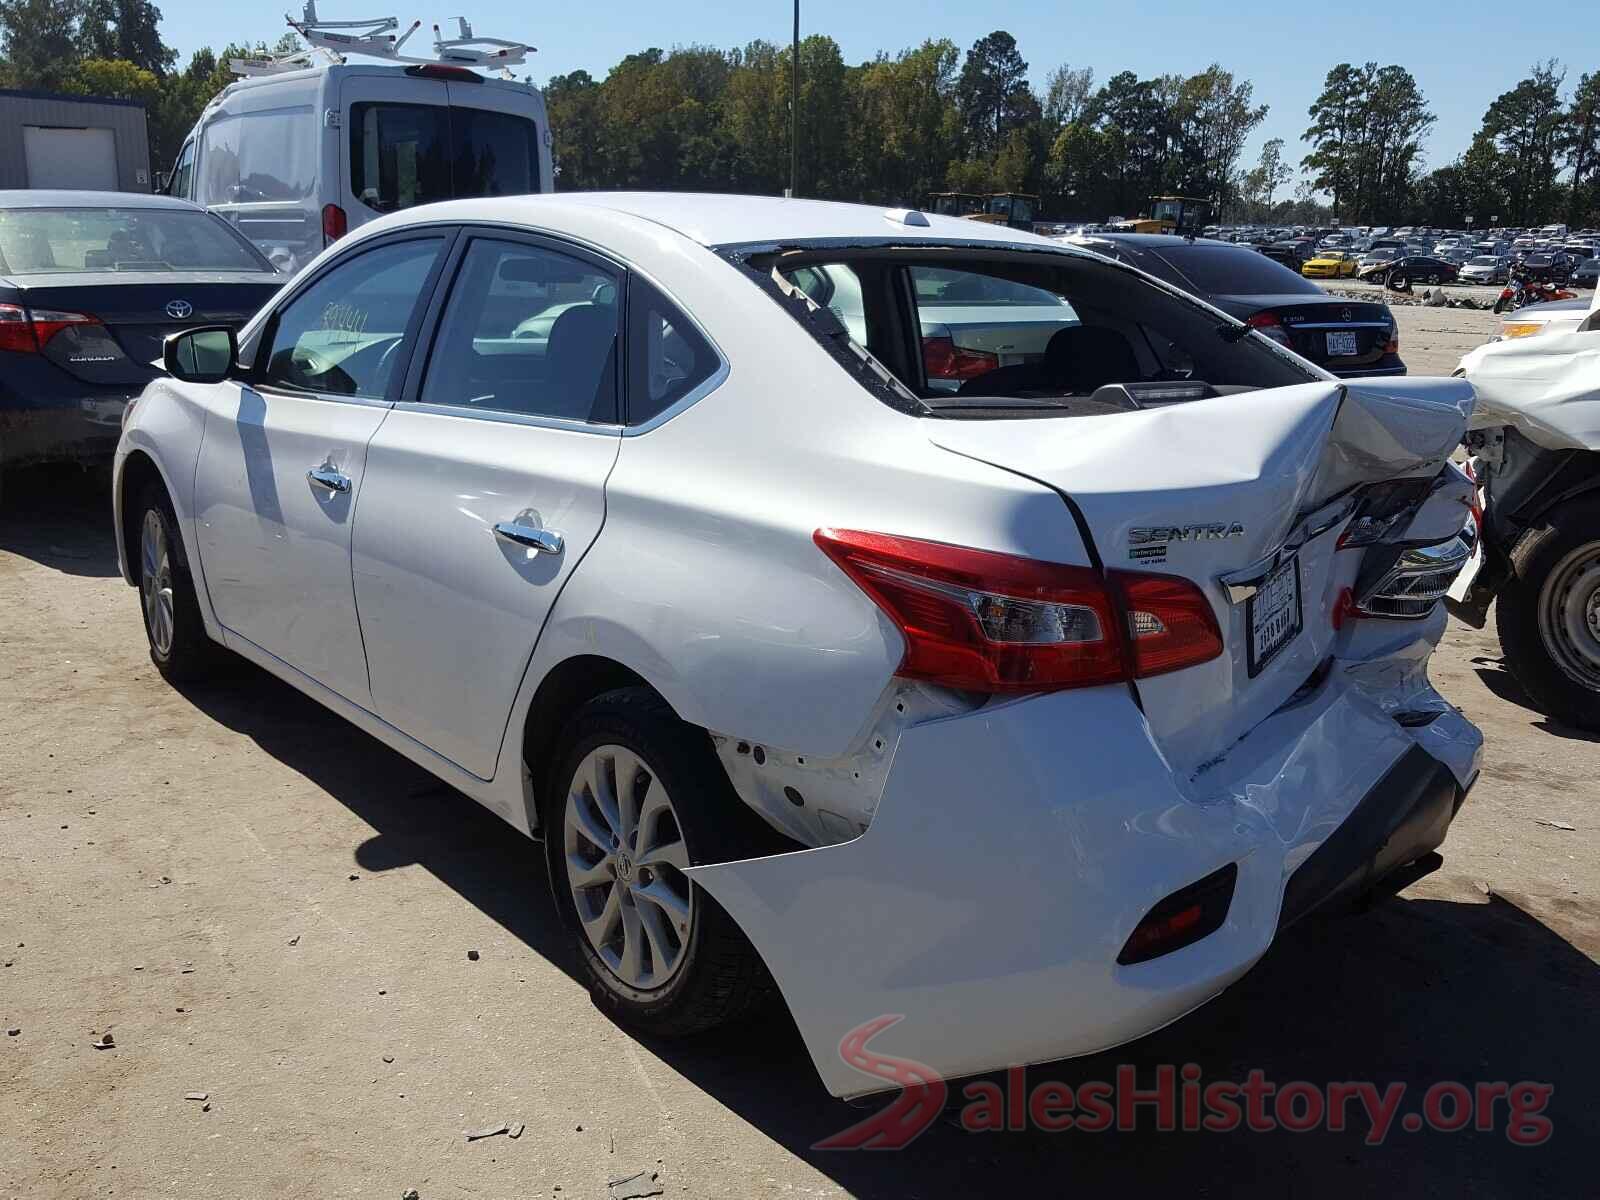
[1199,223,1600,291]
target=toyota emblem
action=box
[1341,306,1351,322]
[165,300,193,320]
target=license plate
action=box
[1326,330,1359,357]
[1247,557,1302,676]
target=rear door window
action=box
[416,237,620,423]
[351,103,540,214]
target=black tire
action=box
[1493,297,1508,313]
[134,482,220,683]
[1496,497,1600,732]
[1427,274,1440,285]
[543,687,790,1036]
[1389,273,1409,292]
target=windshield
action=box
[1468,257,1498,266]
[1145,243,1323,296]
[350,102,540,214]
[0,207,270,274]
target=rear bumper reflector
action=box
[1117,862,1239,965]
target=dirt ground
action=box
[3,305,1595,1198]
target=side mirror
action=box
[163,326,237,383]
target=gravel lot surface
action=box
[2,315,1594,1196]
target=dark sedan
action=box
[0,191,283,495]
[1382,256,1459,291]
[1065,233,1405,377]
[1571,257,1599,289]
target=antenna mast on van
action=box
[284,1,534,68]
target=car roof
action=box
[0,190,203,211]
[520,192,1065,250]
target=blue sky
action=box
[160,0,1600,187]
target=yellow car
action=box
[1301,250,1360,279]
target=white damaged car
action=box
[115,194,1482,1097]
[1450,286,1600,730]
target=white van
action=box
[165,62,553,272]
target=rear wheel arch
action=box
[521,655,668,828]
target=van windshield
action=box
[350,102,540,213]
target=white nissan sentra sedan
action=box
[114,194,1483,1098]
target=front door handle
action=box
[494,520,563,556]
[307,465,352,494]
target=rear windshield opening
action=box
[757,247,1321,417]
[350,102,541,214]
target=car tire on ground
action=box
[1389,273,1410,292]
[135,482,221,683]
[1496,496,1600,733]
[543,687,792,1036]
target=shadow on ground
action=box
[0,465,122,578]
[179,643,1595,1197]
[22,471,1591,1196]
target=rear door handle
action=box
[307,465,351,494]
[494,520,563,556]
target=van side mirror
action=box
[163,326,237,383]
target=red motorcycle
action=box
[1492,277,1576,313]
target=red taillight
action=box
[1114,571,1226,678]
[0,303,34,352]
[1246,312,1292,346]
[922,335,999,382]
[0,302,101,354]
[322,203,348,246]
[1384,321,1399,354]
[813,528,1222,693]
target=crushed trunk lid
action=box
[927,377,1474,776]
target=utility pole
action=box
[789,0,799,198]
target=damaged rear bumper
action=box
[1278,744,1468,928]
[688,651,1481,1098]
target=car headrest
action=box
[547,304,617,420]
[1043,325,1140,393]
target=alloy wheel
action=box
[563,744,694,991]
[1538,542,1600,693]
[139,510,175,657]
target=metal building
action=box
[0,89,152,192]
